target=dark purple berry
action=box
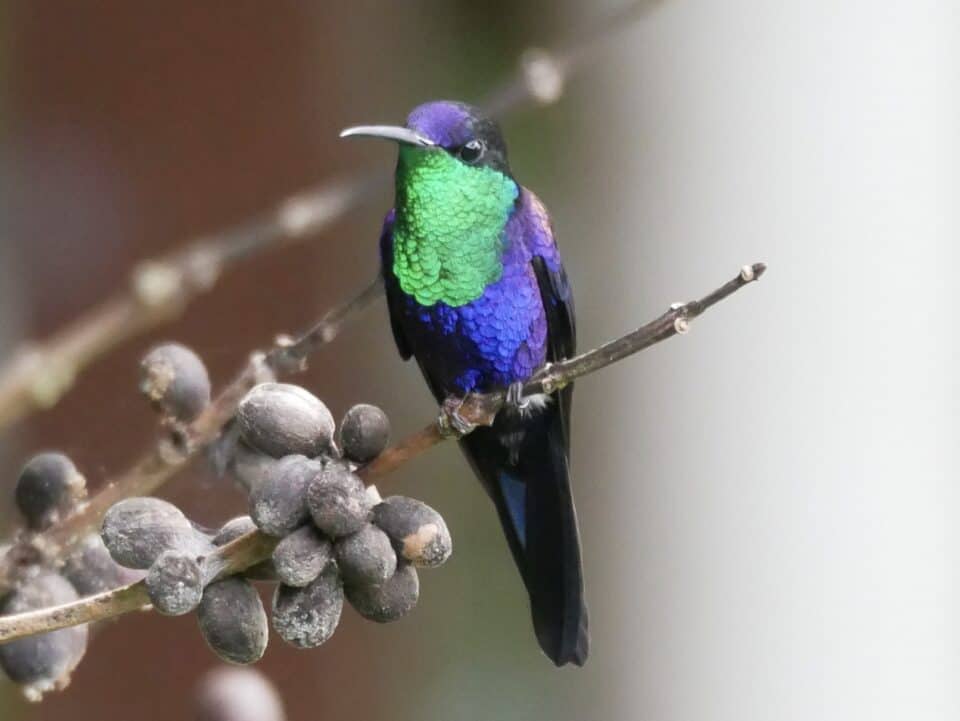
[271,525,332,588]
[334,524,396,586]
[373,496,452,568]
[339,404,390,463]
[249,456,322,537]
[15,452,86,530]
[344,564,419,623]
[101,497,212,569]
[237,383,334,458]
[271,568,343,648]
[306,462,372,538]
[146,550,204,616]
[198,577,268,665]
[0,570,88,701]
[140,343,211,422]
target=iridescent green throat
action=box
[392,146,519,307]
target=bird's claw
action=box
[505,381,530,411]
[438,396,477,438]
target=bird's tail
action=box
[459,392,589,666]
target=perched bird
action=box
[341,101,588,666]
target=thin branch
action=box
[0,0,661,433]
[0,261,765,643]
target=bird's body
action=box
[344,101,588,666]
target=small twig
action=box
[0,261,765,643]
[0,0,661,432]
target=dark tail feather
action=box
[459,397,589,666]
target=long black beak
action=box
[339,125,435,147]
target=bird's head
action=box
[341,101,520,298]
[340,100,513,180]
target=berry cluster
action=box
[100,381,452,663]
[0,341,454,701]
[0,453,141,701]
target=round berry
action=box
[0,570,88,701]
[373,496,452,568]
[249,456,321,537]
[237,383,334,458]
[334,524,396,586]
[140,342,211,422]
[271,568,343,649]
[198,577,268,665]
[101,497,212,569]
[345,564,419,623]
[339,404,390,463]
[306,462,372,538]
[146,550,204,616]
[15,452,86,530]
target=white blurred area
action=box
[562,1,958,719]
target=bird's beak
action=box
[339,125,435,147]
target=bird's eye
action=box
[458,139,484,163]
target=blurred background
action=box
[2,1,958,719]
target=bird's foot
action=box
[438,396,477,438]
[505,381,530,412]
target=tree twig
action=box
[0,261,766,643]
[0,0,662,432]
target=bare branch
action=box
[0,0,661,432]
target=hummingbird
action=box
[341,100,588,666]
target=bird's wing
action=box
[525,189,576,448]
[521,190,576,362]
[379,209,413,361]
